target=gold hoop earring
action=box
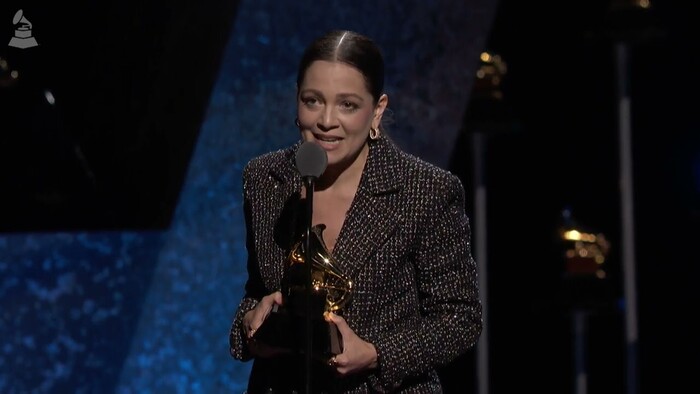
[369,127,380,140]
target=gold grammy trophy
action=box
[253,224,354,359]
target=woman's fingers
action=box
[257,291,282,326]
[245,292,284,338]
[324,312,379,375]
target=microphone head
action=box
[295,141,328,178]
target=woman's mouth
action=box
[314,135,342,148]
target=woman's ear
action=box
[374,94,389,126]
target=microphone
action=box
[295,141,327,179]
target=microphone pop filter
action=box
[295,141,327,178]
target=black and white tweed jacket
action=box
[230,135,482,393]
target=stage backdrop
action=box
[0,1,496,392]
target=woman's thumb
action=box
[326,312,350,335]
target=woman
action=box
[230,29,482,393]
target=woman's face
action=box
[297,60,387,171]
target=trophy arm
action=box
[287,224,354,312]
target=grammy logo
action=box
[8,9,39,49]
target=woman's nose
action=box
[317,108,338,131]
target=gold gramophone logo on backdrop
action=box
[8,9,39,49]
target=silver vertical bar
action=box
[473,132,489,394]
[573,310,588,394]
[615,41,639,394]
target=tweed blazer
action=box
[230,135,482,393]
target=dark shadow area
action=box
[437,348,477,393]
[450,1,698,393]
[0,1,240,232]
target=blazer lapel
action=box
[332,137,405,282]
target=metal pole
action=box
[573,310,588,394]
[473,132,489,394]
[303,177,314,394]
[615,41,639,394]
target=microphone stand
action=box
[302,176,315,394]
[295,140,327,394]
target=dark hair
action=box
[296,30,384,104]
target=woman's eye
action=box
[302,97,319,106]
[340,101,358,111]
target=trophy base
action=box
[253,305,342,360]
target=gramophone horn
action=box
[287,224,353,312]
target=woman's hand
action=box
[325,312,378,376]
[243,291,285,358]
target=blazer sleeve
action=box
[369,173,483,391]
[229,164,267,361]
